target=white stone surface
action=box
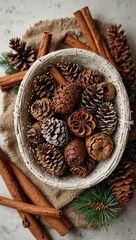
[0,0,136,239]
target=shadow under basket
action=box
[14,48,131,190]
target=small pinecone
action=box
[68,109,96,138]
[41,117,70,147]
[70,157,96,178]
[107,24,136,89]
[33,73,56,99]
[108,161,134,205]
[57,61,81,82]
[99,82,116,101]
[36,143,66,176]
[80,84,104,113]
[77,69,102,90]
[27,122,43,145]
[86,132,114,161]
[31,98,54,121]
[64,138,86,166]
[7,38,35,71]
[53,82,81,115]
[96,102,117,135]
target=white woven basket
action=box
[14,48,131,190]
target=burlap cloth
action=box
[0,17,136,229]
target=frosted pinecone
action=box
[96,102,118,135]
[41,117,70,147]
[80,84,104,113]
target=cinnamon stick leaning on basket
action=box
[72,6,118,70]
[0,32,52,91]
[0,148,70,236]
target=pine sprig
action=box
[73,182,120,228]
[0,52,20,75]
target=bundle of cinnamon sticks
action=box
[65,6,118,69]
[0,148,71,240]
[0,6,119,92]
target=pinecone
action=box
[27,122,43,145]
[107,24,136,89]
[41,117,70,147]
[7,38,35,71]
[31,98,54,121]
[99,82,116,101]
[77,69,102,90]
[86,132,114,161]
[80,84,104,113]
[70,157,96,178]
[53,82,81,115]
[68,109,96,138]
[64,138,86,166]
[108,161,134,205]
[33,73,57,99]
[57,61,81,82]
[36,142,66,176]
[95,102,117,135]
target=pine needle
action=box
[73,182,121,229]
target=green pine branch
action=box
[0,52,20,75]
[73,182,121,229]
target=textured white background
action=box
[0,0,136,239]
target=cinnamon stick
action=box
[37,32,52,59]
[64,34,91,51]
[80,6,107,58]
[0,152,48,240]
[0,196,62,217]
[0,148,70,236]
[49,65,66,85]
[102,39,119,70]
[0,70,27,92]
[74,10,97,53]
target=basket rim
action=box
[14,48,131,190]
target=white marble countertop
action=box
[0,0,136,239]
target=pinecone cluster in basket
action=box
[27,61,118,178]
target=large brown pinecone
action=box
[70,157,96,178]
[108,161,134,205]
[8,38,35,71]
[107,24,136,89]
[57,61,81,82]
[80,84,104,113]
[64,138,86,166]
[41,117,70,147]
[36,143,66,176]
[53,82,81,115]
[31,98,54,121]
[33,73,56,99]
[96,102,118,135]
[27,122,43,145]
[77,69,102,90]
